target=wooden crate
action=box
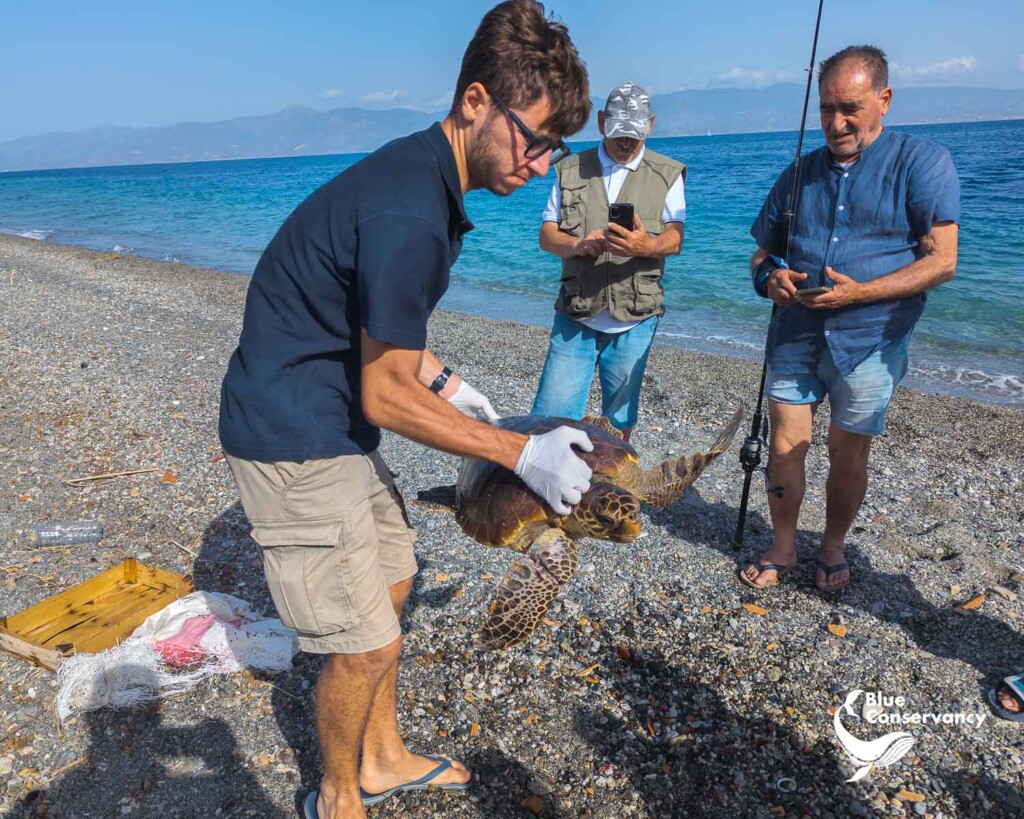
[0,559,193,670]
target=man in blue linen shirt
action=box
[739,46,959,594]
[219,3,593,817]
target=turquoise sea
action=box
[2,119,1022,406]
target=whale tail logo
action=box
[833,690,915,782]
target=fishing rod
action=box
[733,0,825,549]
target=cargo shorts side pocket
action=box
[253,519,355,635]
[253,495,391,637]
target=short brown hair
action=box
[818,45,889,91]
[451,0,591,138]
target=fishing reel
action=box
[738,433,783,499]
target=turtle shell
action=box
[455,416,640,547]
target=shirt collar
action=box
[425,122,473,235]
[828,126,892,169]
[598,142,645,172]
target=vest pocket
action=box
[633,271,664,316]
[638,209,664,240]
[557,271,586,316]
[559,183,587,237]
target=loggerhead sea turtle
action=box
[426,406,743,650]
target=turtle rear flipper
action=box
[414,484,457,511]
[478,529,578,650]
[635,405,744,507]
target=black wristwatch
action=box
[429,366,453,394]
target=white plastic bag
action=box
[55,591,298,723]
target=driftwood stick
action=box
[260,680,302,701]
[51,698,63,741]
[47,755,86,781]
[62,466,161,485]
[167,539,197,558]
[0,711,44,744]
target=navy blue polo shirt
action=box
[751,128,960,375]
[219,123,473,461]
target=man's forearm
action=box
[417,349,461,399]
[365,365,524,469]
[647,223,683,258]
[750,248,770,272]
[539,223,583,259]
[857,254,955,302]
[855,225,958,303]
[364,334,522,468]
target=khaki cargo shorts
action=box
[225,450,418,654]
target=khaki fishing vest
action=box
[554,147,685,322]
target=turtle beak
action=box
[614,515,642,543]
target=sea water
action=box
[1,119,1021,406]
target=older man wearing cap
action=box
[532,81,686,441]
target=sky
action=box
[2,0,1022,143]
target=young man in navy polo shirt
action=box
[739,46,959,595]
[218,3,592,816]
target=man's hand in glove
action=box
[448,380,500,422]
[514,426,594,515]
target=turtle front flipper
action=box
[478,528,578,650]
[580,415,624,439]
[634,405,744,507]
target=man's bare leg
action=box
[359,577,471,794]
[314,639,402,819]
[816,423,872,590]
[742,400,814,587]
[621,427,633,443]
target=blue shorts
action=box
[531,313,658,430]
[766,336,910,437]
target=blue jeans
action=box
[531,313,659,430]
[766,335,910,436]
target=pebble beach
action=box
[1,232,1022,818]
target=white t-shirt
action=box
[542,143,686,333]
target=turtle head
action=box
[572,482,641,542]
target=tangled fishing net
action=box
[55,591,297,723]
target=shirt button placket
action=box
[826,170,849,263]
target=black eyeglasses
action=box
[491,95,572,165]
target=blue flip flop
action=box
[814,559,851,592]
[302,790,319,819]
[738,559,796,590]
[359,754,472,806]
[988,673,1024,723]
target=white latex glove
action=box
[449,379,500,422]
[514,426,594,515]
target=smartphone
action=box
[796,285,832,296]
[608,202,635,231]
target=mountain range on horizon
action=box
[3,83,1023,172]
